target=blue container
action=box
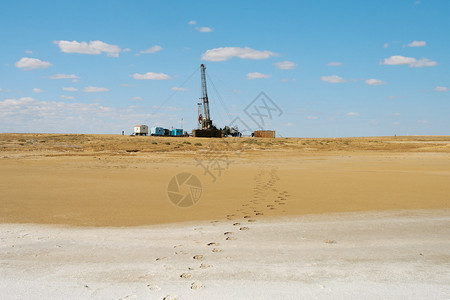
[151,127,164,136]
[171,129,183,136]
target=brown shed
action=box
[253,130,275,138]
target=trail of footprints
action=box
[154,166,290,299]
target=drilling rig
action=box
[192,64,223,138]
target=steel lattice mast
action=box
[200,64,211,128]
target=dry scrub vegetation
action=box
[0,133,449,157]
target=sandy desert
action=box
[1,134,449,299]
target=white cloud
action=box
[83,86,109,92]
[383,43,389,49]
[388,95,403,99]
[32,88,44,93]
[188,20,197,25]
[62,87,78,92]
[0,97,153,133]
[246,72,270,80]
[381,55,416,65]
[281,78,296,82]
[54,40,123,57]
[201,47,278,62]
[49,74,79,80]
[274,61,297,70]
[171,87,188,91]
[0,97,163,133]
[435,86,448,92]
[380,55,437,67]
[320,75,346,83]
[137,45,163,55]
[365,78,387,85]
[196,27,213,32]
[327,61,343,67]
[410,58,438,68]
[132,72,171,80]
[346,112,360,116]
[166,106,182,111]
[60,95,75,100]
[408,41,426,47]
[15,57,52,70]
[129,96,143,101]
[25,50,33,54]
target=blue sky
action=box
[0,0,448,137]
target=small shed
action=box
[134,125,148,136]
[253,130,275,138]
[171,129,184,137]
[151,127,164,136]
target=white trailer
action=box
[134,125,148,136]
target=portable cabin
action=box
[134,125,148,136]
[151,127,164,136]
[253,130,275,138]
[164,129,171,136]
[171,129,184,137]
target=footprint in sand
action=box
[200,263,212,269]
[224,232,233,236]
[163,295,177,300]
[155,257,167,261]
[233,223,240,226]
[243,215,251,219]
[180,273,192,279]
[212,248,222,253]
[256,212,263,215]
[207,242,218,246]
[147,284,161,291]
[239,227,249,231]
[193,255,204,260]
[191,282,203,290]
[269,207,276,210]
[278,203,285,205]
[248,219,256,222]
[226,236,236,241]
[267,205,274,207]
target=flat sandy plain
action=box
[1,134,449,299]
